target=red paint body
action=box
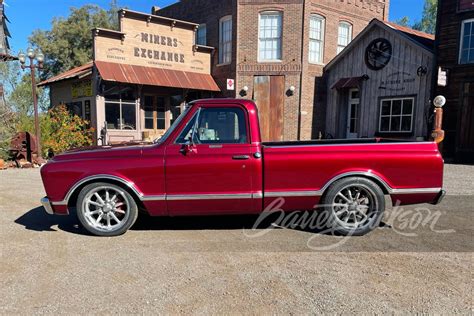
[40,99,444,216]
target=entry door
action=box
[253,76,284,141]
[458,82,474,154]
[165,105,259,215]
[346,89,360,139]
[144,95,168,132]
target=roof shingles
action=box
[37,62,93,86]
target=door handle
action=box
[232,155,250,160]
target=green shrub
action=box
[43,105,95,156]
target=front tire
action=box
[76,182,138,236]
[321,177,385,236]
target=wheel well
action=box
[67,179,146,211]
[321,174,390,197]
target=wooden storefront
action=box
[324,19,434,140]
[435,0,474,162]
[40,9,219,144]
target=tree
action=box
[0,62,48,159]
[413,0,437,34]
[392,0,437,35]
[0,91,16,160]
[395,16,411,27]
[29,1,121,79]
[0,61,48,115]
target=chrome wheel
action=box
[81,186,130,233]
[331,184,378,229]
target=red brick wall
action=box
[236,1,304,140]
[300,0,388,139]
[156,0,238,97]
[157,0,388,140]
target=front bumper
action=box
[41,197,54,215]
[431,190,446,205]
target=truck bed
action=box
[262,138,417,147]
[261,139,443,208]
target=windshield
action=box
[153,105,192,144]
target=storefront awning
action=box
[331,76,364,90]
[95,61,220,92]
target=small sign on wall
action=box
[227,79,235,91]
[437,67,448,87]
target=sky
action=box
[3,0,425,56]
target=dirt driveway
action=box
[0,165,473,314]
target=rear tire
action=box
[321,177,385,236]
[76,182,138,236]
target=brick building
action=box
[156,0,389,140]
[434,0,474,162]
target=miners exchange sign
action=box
[134,33,185,64]
[93,11,211,74]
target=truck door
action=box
[165,104,260,215]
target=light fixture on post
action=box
[240,85,249,97]
[287,85,296,96]
[18,48,44,160]
[431,95,446,144]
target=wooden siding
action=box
[435,0,474,161]
[325,24,434,139]
[253,75,285,141]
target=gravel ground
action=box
[443,164,474,195]
[0,164,472,314]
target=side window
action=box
[200,107,249,144]
[460,19,474,64]
[175,112,198,144]
[175,107,248,144]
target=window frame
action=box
[174,106,250,145]
[104,91,137,131]
[308,14,325,64]
[258,11,283,62]
[196,23,207,46]
[143,95,167,131]
[218,15,233,65]
[337,21,353,54]
[459,18,474,64]
[65,101,84,119]
[143,95,155,130]
[378,97,415,134]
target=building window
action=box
[460,19,474,64]
[309,14,325,64]
[65,101,84,119]
[144,96,154,130]
[196,24,207,46]
[337,22,352,54]
[258,11,283,61]
[104,86,137,130]
[379,97,414,133]
[144,96,166,130]
[219,16,232,64]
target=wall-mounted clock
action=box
[365,38,392,71]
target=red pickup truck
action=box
[40,99,445,236]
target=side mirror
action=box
[179,140,195,155]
